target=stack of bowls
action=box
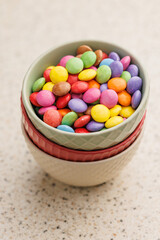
[21,40,149,187]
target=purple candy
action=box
[131,90,142,109]
[110,61,123,77]
[68,99,87,113]
[100,83,108,92]
[126,64,139,77]
[109,52,120,61]
[86,121,104,132]
[127,76,142,94]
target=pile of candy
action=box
[29,44,143,133]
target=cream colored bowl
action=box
[22,124,144,187]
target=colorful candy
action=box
[100,89,118,108]
[53,82,71,96]
[62,112,78,126]
[78,69,96,81]
[131,90,142,109]
[91,104,110,122]
[81,51,97,68]
[109,52,120,61]
[43,109,62,127]
[71,81,89,94]
[30,44,143,133]
[66,57,84,74]
[57,125,75,133]
[110,61,123,78]
[68,99,88,113]
[96,65,111,83]
[127,76,142,94]
[42,82,54,92]
[105,116,123,128]
[74,115,91,128]
[86,121,104,132]
[118,90,131,107]
[108,77,127,93]
[36,90,55,107]
[32,77,45,92]
[50,66,68,84]
[83,88,101,103]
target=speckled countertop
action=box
[1,0,160,239]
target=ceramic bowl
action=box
[21,96,146,162]
[22,124,144,187]
[22,40,149,150]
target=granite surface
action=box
[1,0,160,239]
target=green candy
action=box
[121,71,131,83]
[66,57,84,74]
[81,51,96,68]
[62,112,78,126]
[32,77,45,92]
[100,128,107,131]
[90,99,100,105]
[96,65,111,83]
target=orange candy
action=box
[88,80,100,89]
[118,90,131,106]
[58,109,71,117]
[108,77,127,93]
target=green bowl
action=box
[22,40,149,150]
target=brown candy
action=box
[77,45,93,55]
[76,54,82,58]
[53,82,71,96]
[94,50,103,66]
[84,105,93,115]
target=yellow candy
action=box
[78,69,97,81]
[46,65,55,70]
[120,106,135,118]
[42,82,54,92]
[91,104,110,122]
[50,66,68,84]
[110,105,122,117]
[105,116,123,128]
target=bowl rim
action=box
[22,122,144,165]
[21,95,146,154]
[22,40,149,137]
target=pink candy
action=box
[100,89,118,108]
[38,105,57,115]
[89,66,97,71]
[83,88,100,103]
[60,55,74,67]
[36,90,55,107]
[120,56,131,71]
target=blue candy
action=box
[99,58,114,67]
[57,125,75,133]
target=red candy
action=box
[30,92,41,107]
[43,109,62,127]
[75,128,90,133]
[67,74,78,85]
[56,93,71,109]
[43,69,51,82]
[74,115,91,128]
[102,52,108,60]
[71,81,89,94]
